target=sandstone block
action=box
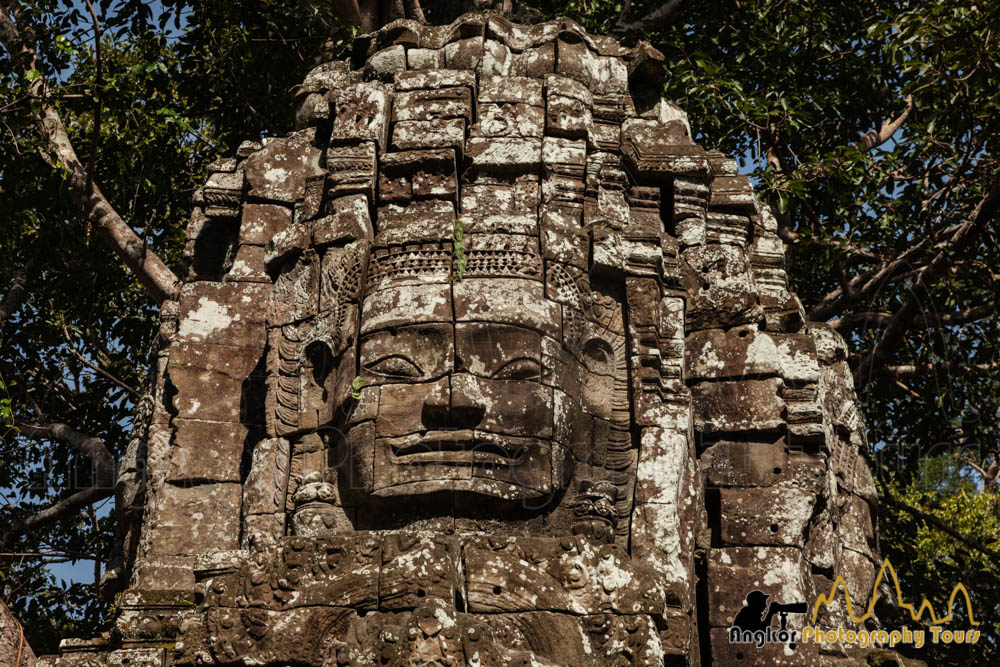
[239,202,292,245]
[244,130,323,203]
[168,418,256,483]
[149,483,242,556]
[691,378,785,433]
[176,282,269,346]
[718,485,816,547]
[701,439,788,488]
[707,546,807,628]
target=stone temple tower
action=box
[41,12,885,666]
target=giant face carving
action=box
[263,61,666,538]
[350,271,623,501]
[328,177,637,504]
[268,184,633,528]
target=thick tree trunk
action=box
[0,598,34,667]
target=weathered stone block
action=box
[326,142,377,201]
[239,202,292,246]
[622,119,711,180]
[718,485,816,547]
[443,37,485,70]
[630,502,695,601]
[168,341,264,377]
[405,47,442,69]
[391,118,466,153]
[472,102,544,138]
[392,87,472,123]
[227,244,269,283]
[176,282,269,346]
[361,283,452,333]
[541,222,589,270]
[635,427,690,505]
[314,194,373,246]
[376,200,456,246]
[244,130,323,203]
[691,378,785,433]
[331,84,390,148]
[454,278,560,339]
[243,437,290,516]
[701,438,788,488]
[168,418,255,483]
[467,137,543,171]
[394,69,474,91]
[365,44,406,80]
[128,554,195,591]
[706,546,807,628]
[149,483,242,556]
[378,149,457,203]
[683,244,765,330]
[479,75,543,106]
[686,328,819,382]
[169,366,261,424]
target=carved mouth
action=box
[389,429,524,465]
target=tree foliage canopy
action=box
[1,1,997,661]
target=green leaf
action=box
[25,69,40,82]
[777,192,789,214]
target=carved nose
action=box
[420,375,486,431]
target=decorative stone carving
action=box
[39,12,890,667]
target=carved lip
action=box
[389,429,524,466]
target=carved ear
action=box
[305,340,336,386]
[582,338,613,374]
[299,340,340,430]
[580,337,615,419]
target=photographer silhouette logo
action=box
[728,590,808,648]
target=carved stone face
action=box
[343,261,624,503]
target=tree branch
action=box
[880,492,1000,564]
[616,0,685,33]
[331,0,368,30]
[331,0,424,33]
[953,450,1000,487]
[0,258,38,324]
[881,361,998,378]
[82,0,103,243]
[808,234,933,321]
[9,421,114,535]
[0,2,179,305]
[60,318,140,399]
[808,219,972,323]
[857,94,914,152]
[832,300,997,334]
[854,182,1000,387]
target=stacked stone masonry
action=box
[40,12,888,667]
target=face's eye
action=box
[492,357,542,381]
[365,355,423,379]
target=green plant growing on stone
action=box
[351,375,363,400]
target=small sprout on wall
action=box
[351,375,363,400]
[453,218,466,281]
